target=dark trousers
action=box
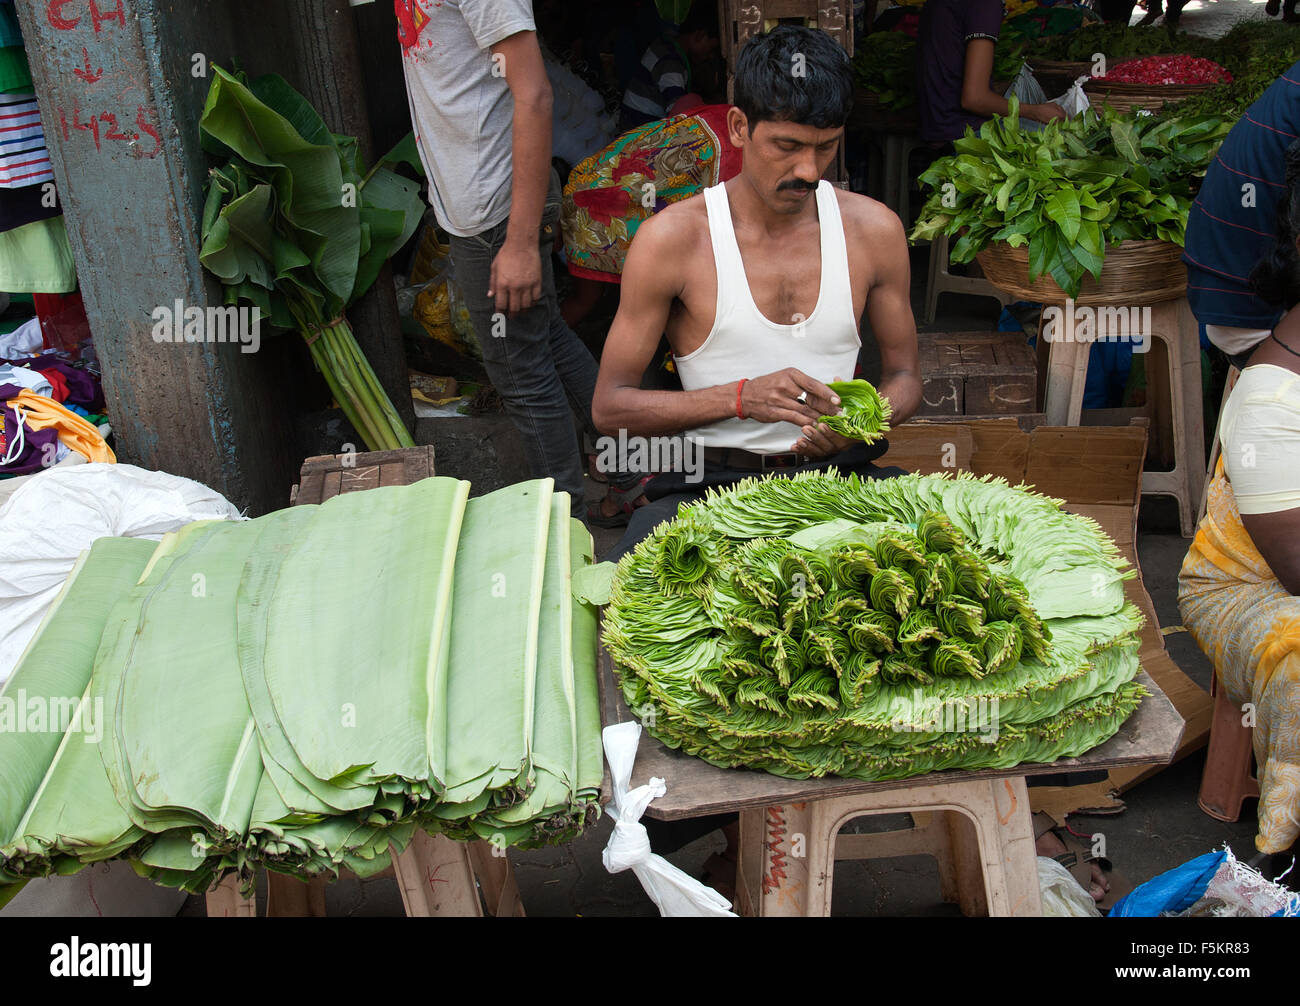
[448,170,599,518]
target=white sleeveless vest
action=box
[674,180,862,454]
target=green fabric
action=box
[0,217,76,294]
[0,48,31,94]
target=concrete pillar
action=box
[14,0,296,513]
[14,0,415,513]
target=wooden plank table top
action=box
[598,645,1185,821]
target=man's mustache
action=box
[778,179,818,192]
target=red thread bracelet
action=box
[736,378,748,420]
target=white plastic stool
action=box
[733,776,1042,917]
[1041,296,1205,536]
[924,233,1014,324]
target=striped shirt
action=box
[620,34,690,130]
[1183,62,1300,331]
[0,92,52,188]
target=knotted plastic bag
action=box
[601,721,736,917]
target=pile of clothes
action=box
[0,350,112,478]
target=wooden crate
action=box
[717,0,853,182]
[291,446,436,506]
[917,331,1037,418]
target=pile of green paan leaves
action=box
[604,471,1147,781]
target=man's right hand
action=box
[740,368,842,427]
[1027,102,1067,123]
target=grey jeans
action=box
[448,170,599,517]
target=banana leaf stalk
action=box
[199,67,425,451]
[304,317,411,451]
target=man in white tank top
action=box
[590,26,924,880]
[593,26,921,557]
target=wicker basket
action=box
[1029,58,1092,94]
[1083,58,1216,115]
[974,239,1187,307]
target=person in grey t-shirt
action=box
[399,0,639,520]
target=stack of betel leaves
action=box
[0,478,602,905]
[820,380,891,445]
[910,98,1231,298]
[603,471,1148,780]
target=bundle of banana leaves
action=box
[0,478,602,905]
[604,471,1147,780]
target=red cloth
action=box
[42,367,69,403]
[33,290,91,358]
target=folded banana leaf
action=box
[1,474,604,897]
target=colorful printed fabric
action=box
[561,104,740,283]
[1179,458,1300,853]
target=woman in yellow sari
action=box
[1180,144,1300,862]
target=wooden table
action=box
[599,647,1185,916]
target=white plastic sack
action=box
[1038,856,1102,917]
[601,721,736,917]
[0,463,245,683]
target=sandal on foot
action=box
[585,475,653,529]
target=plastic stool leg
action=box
[1197,671,1259,823]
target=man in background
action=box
[619,3,722,131]
[398,0,605,518]
[1184,60,1300,366]
[915,0,1064,147]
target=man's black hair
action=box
[733,24,853,132]
[678,1,719,38]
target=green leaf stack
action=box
[199,67,427,451]
[604,471,1148,781]
[0,478,604,898]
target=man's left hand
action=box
[488,239,543,315]
[792,422,856,459]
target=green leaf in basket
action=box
[1110,120,1142,164]
[1028,227,1058,284]
[1044,188,1082,245]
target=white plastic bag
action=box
[601,721,736,917]
[1058,80,1092,118]
[0,463,245,682]
[1038,856,1103,917]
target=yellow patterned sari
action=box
[1180,458,1300,853]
